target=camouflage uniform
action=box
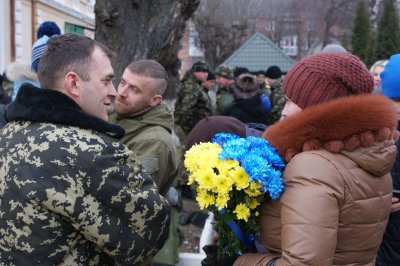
[263,77,286,125]
[0,84,171,266]
[174,63,212,135]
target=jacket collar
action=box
[263,94,398,162]
[112,104,174,135]
[6,83,125,139]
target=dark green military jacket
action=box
[110,104,178,196]
[216,84,235,115]
[0,84,171,266]
[174,73,212,134]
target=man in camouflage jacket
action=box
[264,77,286,124]
[174,61,212,134]
[0,34,170,266]
[214,65,235,115]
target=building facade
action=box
[1,0,95,72]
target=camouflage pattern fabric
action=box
[263,78,286,125]
[174,73,212,134]
[191,61,209,73]
[0,121,170,266]
[0,85,171,266]
[215,65,233,80]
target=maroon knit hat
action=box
[283,52,374,109]
[185,116,246,151]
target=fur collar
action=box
[263,94,398,162]
[5,61,38,82]
[6,83,125,139]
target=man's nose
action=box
[108,83,117,97]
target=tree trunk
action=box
[95,0,199,99]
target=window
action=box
[65,22,84,35]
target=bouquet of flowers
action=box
[184,133,285,258]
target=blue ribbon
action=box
[220,209,255,251]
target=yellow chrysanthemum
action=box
[219,159,239,171]
[233,203,251,222]
[213,174,233,194]
[233,167,250,190]
[244,181,264,197]
[187,174,196,185]
[196,189,215,209]
[197,169,217,190]
[184,143,222,173]
[215,193,230,210]
[248,198,260,209]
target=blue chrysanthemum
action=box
[212,133,286,200]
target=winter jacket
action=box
[175,73,212,134]
[216,84,235,115]
[3,61,40,101]
[0,84,171,266]
[229,93,269,125]
[111,103,179,196]
[376,124,400,266]
[234,94,398,266]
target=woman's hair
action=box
[370,60,388,73]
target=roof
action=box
[221,32,295,73]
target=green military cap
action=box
[215,65,233,79]
[191,61,209,72]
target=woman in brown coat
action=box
[234,52,398,266]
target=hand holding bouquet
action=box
[184,133,285,258]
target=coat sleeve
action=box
[135,139,178,196]
[234,152,345,266]
[58,141,171,265]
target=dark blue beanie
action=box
[31,21,60,72]
[381,54,400,99]
[37,21,61,39]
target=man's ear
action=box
[149,95,162,107]
[64,72,80,97]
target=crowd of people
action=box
[0,20,399,266]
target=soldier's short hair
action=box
[38,33,115,90]
[126,60,168,95]
[127,60,168,82]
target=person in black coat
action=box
[229,73,269,125]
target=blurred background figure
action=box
[202,71,217,114]
[370,59,388,94]
[256,70,266,88]
[263,65,285,125]
[230,73,269,125]
[31,21,61,72]
[215,65,235,115]
[321,43,347,53]
[9,21,60,101]
[4,62,39,102]
[378,53,400,266]
[0,73,11,105]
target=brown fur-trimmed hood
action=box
[263,94,399,164]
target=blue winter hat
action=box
[31,21,61,72]
[31,35,50,72]
[381,54,400,99]
[37,21,61,39]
